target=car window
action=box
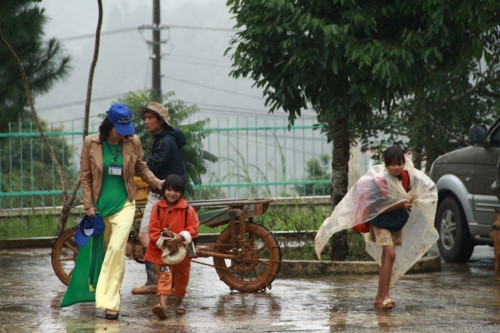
[490,127,500,147]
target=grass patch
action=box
[0,202,373,262]
[278,231,373,261]
[255,201,326,231]
[0,214,64,238]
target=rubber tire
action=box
[435,196,474,263]
[51,227,78,286]
[213,222,281,292]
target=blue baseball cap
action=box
[75,215,104,247]
[107,104,135,136]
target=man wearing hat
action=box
[132,102,188,295]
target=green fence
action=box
[0,116,369,209]
[194,116,334,199]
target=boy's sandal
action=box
[374,298,396,309]
[176,304,186,315]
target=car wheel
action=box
[435,196,474,262]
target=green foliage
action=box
[279,232,372,262]
[0,116,77,208]
[360,26,500,170]
[115,90,218,191]
[205,129,292,199]
[0,0,71,131]
[295,153,331,196]
[226,0,500,135]
[255,200,327,232]
[345,231,373,261]
[280,242,317,261]
[0,213,73,238]
[221,142,272,197]
[190,172,227,200]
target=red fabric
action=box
[156,254,192,298]
[401,170,410,192]
[157,270,173,295]
[144,198,199,266]
[352,222,370,233]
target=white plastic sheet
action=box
[314,159,439,286]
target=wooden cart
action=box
[51,194,282,292]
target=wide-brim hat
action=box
[75,215,104,247]
[160,230,187,265]
[139,102,172,128]
[107,103,135,136]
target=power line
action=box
[165,75,263,100]
[37,94,124,112]
[36,93,269,115]
[165,55,230,68]
[58,24,233,42]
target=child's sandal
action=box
[175,304,186,315]
[152,304,168,319]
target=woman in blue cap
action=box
[62,104,163,320]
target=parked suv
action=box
[429,117,500,262]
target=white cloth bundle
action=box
[156,230,187,265]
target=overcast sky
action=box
[36,0,316,131]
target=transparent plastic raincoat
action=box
[314,159,439,286]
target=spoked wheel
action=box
[126,226,146,264]
[213,222,281,292]
[51,227,78,286]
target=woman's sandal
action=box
[175,304,186,315]
[105,310,119,320]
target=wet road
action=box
[1,246,500,333]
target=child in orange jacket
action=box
[144,174,199,319]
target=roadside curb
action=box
[277,254,441,277]
[0,237,442,277]
[0,237,56,249]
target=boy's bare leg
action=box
[375,245,396,308]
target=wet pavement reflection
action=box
[1,245,500,332]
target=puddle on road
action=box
[2,247,500,332]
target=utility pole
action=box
[139,0,166,97]
[152,0,161,97]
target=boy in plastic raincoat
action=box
[315,146,438,309]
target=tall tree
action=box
[0,0,71,131]
[360,26,500,172]
[1,0,101,235]
[226,0,500,259]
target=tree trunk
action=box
[56,0,103,235]
[328,115,350,260]
[412,146,423,170]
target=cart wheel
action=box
[213,222,281,292]
[51,227,78,286]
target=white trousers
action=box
[139,191,161,234]
[95,200,135,311]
